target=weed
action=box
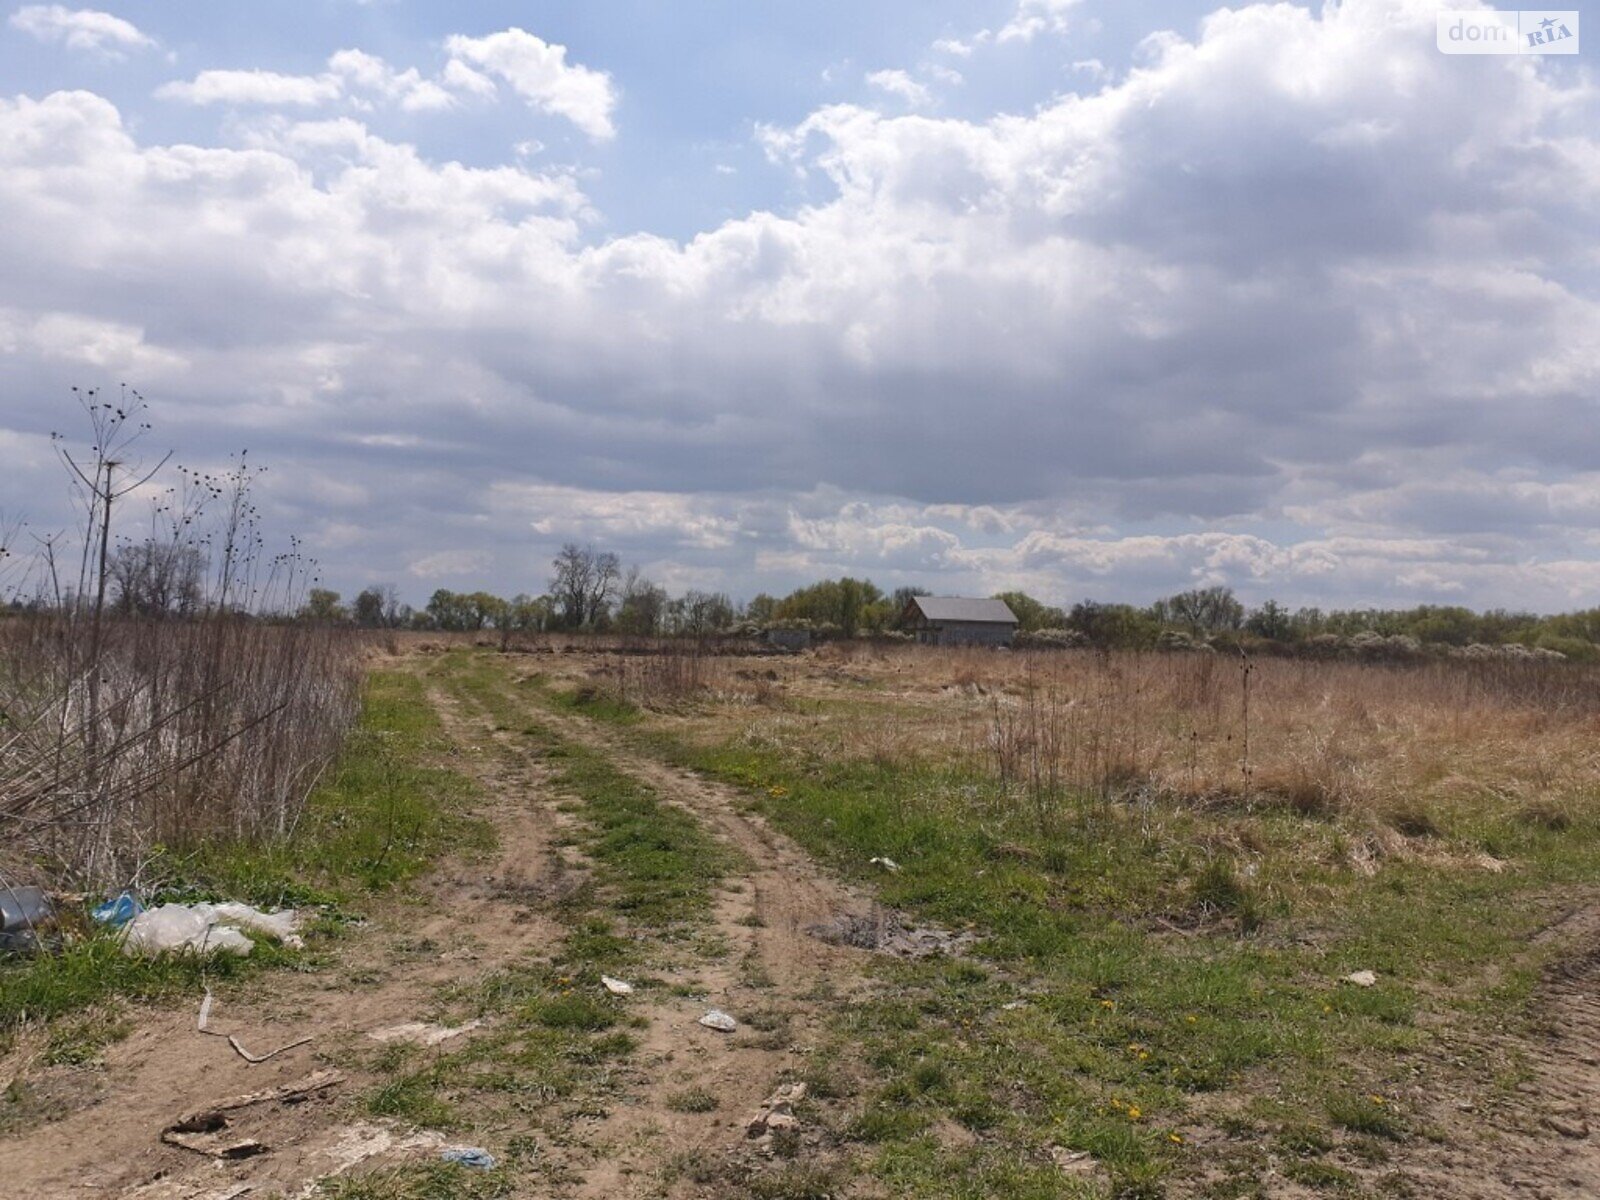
[666,1086,720,1113]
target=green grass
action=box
[666,1085,721,1113]
[489,651,1600,1196]
[441,656,735,935]
[332,655,739,1173]
[0,670,487,1049]
[319,1161,513,1200]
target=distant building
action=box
[765,627,812,652]
[900,596,1020,647]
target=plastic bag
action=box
[120,901,304,958]
[92,891,144,927]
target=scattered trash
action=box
[161,1070,343,1160]
[161,1117,267,1161]
[747,1082,806,1142]
[0,885,55,953]
[199,988,313,1063]
[808,910,977,959]
[1001,999,1030,1012]
[869,856,901,874]
[367,1019,483,1048]
[601,975,634,996]
[1048,1146,1101,1177]
[441,1146,497,1169]
[699,1009,738,1033]
[1342,970,1377,988]
[122,902,305,958]
[91,890,144,928]
[278,1124,445,1200]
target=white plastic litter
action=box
[601,976,634,996]
[367,1020,483,1047]
[699,1009,737,1033]
[1342,969,1377,988]
[121,902,305,958]
[869,856,901,874]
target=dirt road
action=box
[0,667,887,1199]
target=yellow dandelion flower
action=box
[1168,1133,1183,1144]
[1127,1106,1143,1120]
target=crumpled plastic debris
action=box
[121,901,306,958]
[0,886,54,953]
[441,1146,497,1169]
[699,1009,737,1033]
[91,890,144,927]
[869,856,901,873]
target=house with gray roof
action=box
[900,596,1020,647]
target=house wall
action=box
[918,620,1016,647]
[766,628,812,652]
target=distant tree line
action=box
[281,545,1600,662]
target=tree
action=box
[994,590,1066,632]
[299,587,346,624]
[110,540,205,618]
[674,590,735,637]
[1155,586,1244,635]
[1068,600,1161,649]
[352,585,401,628]
[615,571,667,636]
[775,577,884,636]
[1245,599,1293,641]
[550,543,621,629]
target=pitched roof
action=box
[907,596,1019,625]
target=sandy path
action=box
[0,688,569,1200]
[443,680,881,1198]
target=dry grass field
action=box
[6,638,1600,1200]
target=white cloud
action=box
[999,0,1084,43]
[9,4,152,57]
[156,45,515,113]
[865,69,932,109]
[443,28,616,140]
[1,1,1598,608]
[408,548,492,579]
[156,69,342,107]
[327,49,455,113]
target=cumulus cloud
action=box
[327,49,455,112]
[865,68,932,109]
[1,1,1598,609]
[998,0,1083,43]
[154,35,598,118]
[9,4,152,56]
[156,69,342,107]
[443,28,617,139]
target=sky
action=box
[0,0,1596,612]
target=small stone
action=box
[601,976,634,996]
[699,1009,737,1033]
[1342,970,1377,987]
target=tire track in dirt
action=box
[453,679,890,1198]
[0,686,570,1200]
[1381,904,1600,1200]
